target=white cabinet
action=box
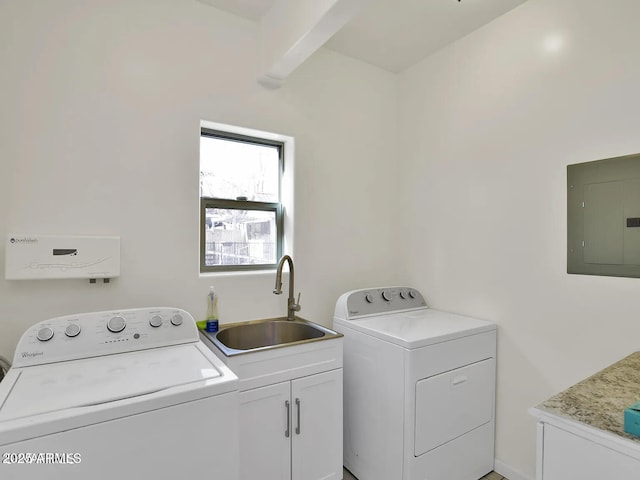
[239,369,343,480]
[537,423,640,480]
[201,330,344,480]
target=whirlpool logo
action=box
[9,236,38,244]
[21,351,44,359]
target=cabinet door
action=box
[542,423,640,480]
[239,381,291,480]
[291,369,343,480]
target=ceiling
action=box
[196,0,275,21]
[197,0,528,73]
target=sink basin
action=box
[218,320,324,350]
[201,317,342,357]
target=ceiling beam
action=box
[258,0,369,89]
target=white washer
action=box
[334,287,496,480]
[0,307,238,480]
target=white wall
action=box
[398,0,640,478]
[0,0,402,359]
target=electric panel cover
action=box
[567,153,640,277]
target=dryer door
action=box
[414,358,495,456]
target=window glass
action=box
[203,207,277,267]
[200,136,279,202]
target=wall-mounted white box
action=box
[5,235,120,280]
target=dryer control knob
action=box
[365,293,374,303]
[107,316,126,333]
[408,290,416,299]
[65,323,81,338]
[399,290,408,299]
[149,315,163,328]
[171,314,183,326]
[381,290,393,302]
[36,326,54,342]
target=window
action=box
[200,128,284,272]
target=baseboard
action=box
[494,459,533,480]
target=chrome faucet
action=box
[273,255,301,321]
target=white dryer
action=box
[334,287,496,480]
[0,307,238,480]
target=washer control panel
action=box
[13,307,198,367]
[342,287,427,318]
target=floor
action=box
[481,473,509,480]
[343,467,508,480]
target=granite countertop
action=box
[536,351,640,443]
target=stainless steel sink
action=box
[201,317,342,357]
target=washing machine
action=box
[0,307,238,480]
[334,287,496,480]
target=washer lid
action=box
[337,308,495,348]
[0,343,220,422]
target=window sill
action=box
[199,269,280,279]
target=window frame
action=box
[199,128,284,273]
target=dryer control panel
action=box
[13,307,198,367]
[336,287,427,319]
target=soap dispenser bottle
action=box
[206,286,219,333]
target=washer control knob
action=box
[171,314,183,326]
[65,323,81,338]
[381,290,393,302]
[36,326,54,342]
[408,290,416,299]
[364,293,374,303]
[149,315,163,328]
[107,316,126,333]
[399,290,408,299]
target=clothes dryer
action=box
[334,287,496,480]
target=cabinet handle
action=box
[452,375,468,386]
[295,398,301,435]
[285,400,290,438]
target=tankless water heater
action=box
[5,234,120,280]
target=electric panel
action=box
[568,153,640,277]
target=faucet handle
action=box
[292,292,302,312]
